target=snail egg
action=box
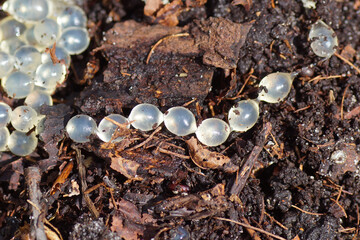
[66,114,97,143]
[309,20,338,58]
[41,45,71,67]
[24,90,53,113]
[8,130,38,156]
[0,37,25,55]
[195,118,230,147]
[228,99,260,132]
[257,72,293,103]
[34,18,60,46]
[0,102,12,128]
[7,0,49,22]
[128,104,164,131]
[11,106,38,132]
[14,45,42,74]
[58,27,90,55]
[97,114,129,142]
[0,51,14,77]
[2,71,34,99]
[0,127,10,151]
[164,106,197,136]
[0,16,26,41]
[34,62,67,90]
[57,5,87,29]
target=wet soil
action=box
[1,0,360,239]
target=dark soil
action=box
[1,0,360,239]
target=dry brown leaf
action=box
[186,137,230,169]
[292,235,300,240]
[231,0,253,11]
[110,157,143,181]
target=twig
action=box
[214,217,286,240]
[335,52,360,75]
[291,205,324,216]
[341,84,350,120]
[230,122,272,196]
[125,126,162,152]
[26,166,47,240]
[146,33,190,64]
[73,146,100,218]
[264,211,288,230]
[158,147,190,159]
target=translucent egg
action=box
[0,102,12,128]
[8,130,38,156]
[11,106,38,132]
[0,16,26,40]
[24,90,53,113]
[309,20,338,58]
[128,104,164,131]
[2,71,34,99]
[97,114,129,142]
[257,72,294,103]
[0,37,25,55]
[34,18,60,46]
[8,0,49,22]
[58,27,90,55]
[57,5,87,29]
[228,99,260,132]
[14,45,42,74]
[35,115,46,136]
[34,62,67,90]
[195,118,230,147]
[41,45,71,67]
[0,127,10,151]
[22,25,37,46]
[0,51,14,77]
[66,114,97,143]
[164,106,197,136]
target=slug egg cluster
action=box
[0,0,90,156]
[65,72,294,147]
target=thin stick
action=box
[291,205,324,216]
[125,126,162,152]
[26,166,47,240]
[158,147,190,159]
[335,52,360,75]
[214,217,286,240]
[341,84,350,120]
[146,33,190,64]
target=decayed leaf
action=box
[110,157,143,181]
[110,199,154,240]
[186,137,230,169]
[340,44,356,61]
[63,179,80,197]
[231,0,253,11]
[111,215,144,240]
[193,17,253,69]
[185,0,207,7]
[156,0,183,26]
[144,0,163,16]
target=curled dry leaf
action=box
[186,137,230,169]
[110,156,143,181]
[231,0,253,11]
[340,44,356,61]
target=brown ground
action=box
[1,0,360,239]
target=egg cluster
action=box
[65,72,295,147]
[0,0,90,156]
